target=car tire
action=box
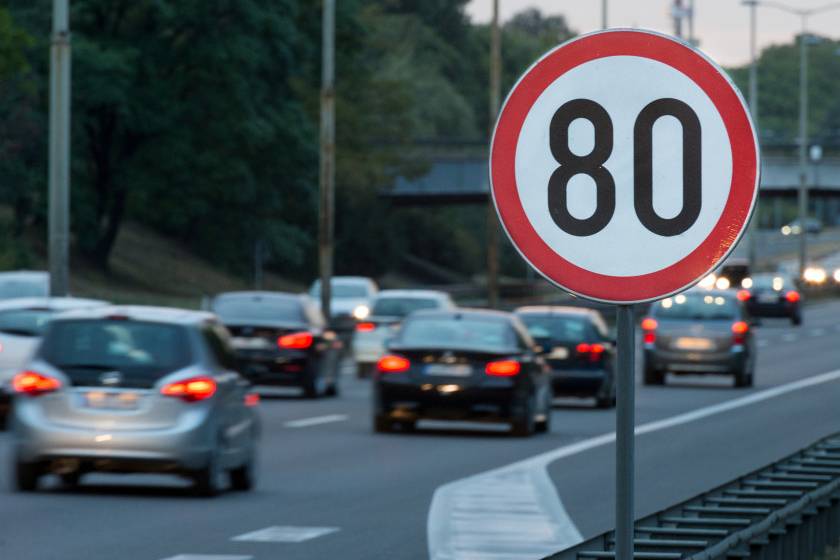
[595,395,616,409]
[373,414,392,433]
[193,449,223,497]
[302,374,325,399]
[511,397,535,437]
[60,471,82,488]
[325,379,339,397]
[791,313,802,326]
[643,365,665,386]
[734,368,754,388]
[14,460,40,492]
[229,452,256,492]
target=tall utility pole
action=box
[486,0,501,308]
[797,16,808,280]
[688,0,696,44]
[319,0,336,320]
[602,0,608,29]
[48,0,71,296]
[746,0,758,270]
[673,0,684,38]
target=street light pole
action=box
[48,0,71,296]
[602,0,608,29]
[319,0,336,320]
[798,15,809,280]
[746,0,758,270]
[486,0,501,309]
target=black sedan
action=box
[212,291,342,398]
[740,273,802,325]
[515,306,615,408]
[373,309,552,436]
[641,290,756,387]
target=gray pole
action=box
[602,0,608,29]
[319,0,335,320]
[673,0,683,39]
[747,0,758,270]
[48,0,71,297]
[486,0,501,309]
[688,0,695,44]
[615,304,636,560]
[798,16,808,280]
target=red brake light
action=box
[244,393,260,407]
[732,321,749,345]
[737,289,751,301]
[161,376,217,402]
[377,355,410,373]
[785,290,800,303]
[641,318,657,345]
[576,343,605,362]
[356,322,375,332]
[485,360,521,376]
[278,331,314,349]
[12,371,61,396]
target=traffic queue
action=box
[0,264,801,496]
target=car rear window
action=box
[653,293,739,320]
[398,317,514,349]
[309,281,368,299]
[518,314,590,343]
[213,296,304,323]
[0,279,49,300]
[751,275,792,291]
[40,320,193,388]
[0,309,56,337]
[371,297,440,318]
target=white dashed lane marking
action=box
[757,340,768,348]
[160,556,252,560]
[284,414,348,428]
[232,526,340,543]
[781,333,798,342]
[810,328,826,337]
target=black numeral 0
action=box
[547,98,702,237]
[634,98,702,237]
[548,99,616,236]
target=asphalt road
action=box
[1,300,840,560]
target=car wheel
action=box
[325,378,340,397]
[791,313,802,326]
[643,365,665,386]
[734,367,754,388]
[193,449,223,497]
[302,373,325,399]
[14,459,41,492]
[535,391,552,433]
[373,414,393,433]
[510,397,535,437]
[595,395,616,409]
[60,471,82,488]
[229,451,256,492]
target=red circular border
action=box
[490,30,758,303]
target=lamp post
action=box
[745,1,840,280]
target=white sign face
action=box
[490,30,759,304]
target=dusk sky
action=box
[466,1,840,68]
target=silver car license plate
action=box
[232,337,272,350]
[758,293,778,303]
[85,391,140,410]
[674,337,713,350]
[425,364,472,376]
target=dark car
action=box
[212,292,341,398]
[641,290,756,387]
[740,273,801,325]
[373,309,552,436]
[515,306,615,408]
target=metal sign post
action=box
[615,305,636,558]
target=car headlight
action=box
[803,266,827,284]
[781,225,792,236]
[741,277,753,289]
[834,269,840,283]
[715,277,731,290]
[698,273,716,289]
[352,305,370,320]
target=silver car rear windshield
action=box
[653,293,738,320]
[371,298,439,318]
[0,310,56,337]
[518,314,589,344]
[40,320,192,388]
[213,297,304,323]
[398,317,514,349]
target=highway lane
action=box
[0,300,838,560]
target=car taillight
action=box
[377,355,410,373]
[12,371,61,396]
[485,360,521,376]
[732,321,749,345]
[356,322,375,332]
[641,317,657,345]
[785,290,800,303]
[278,331,314,349]
[161,376,217,402]
[737,289,751,301]
[576,343,606,362]
[244,393,260,407]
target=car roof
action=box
[0,270,49,279]
[408,308,513,321]
[214,291,305,303]
[514,305,599,317]
[53,305,216,325]
[311,276,374,285]
[374,289,450,300]
[0,297,108,312]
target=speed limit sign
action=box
[490,29,759,304]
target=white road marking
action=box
[428,367,840,560]
[757,340,768,348]
[160,556,252,560]
[232,526,340,543]
[284,414,348,428]
[811,328,826,337]
[782,333,798,342]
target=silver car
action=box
[10,306,259,496]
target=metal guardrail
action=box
[544,433,840,560]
